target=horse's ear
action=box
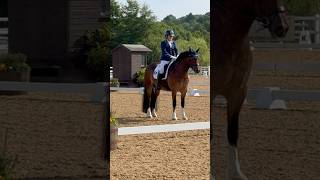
[196,48,200,53]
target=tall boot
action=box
[156,73,162,90]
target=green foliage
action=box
[0,53,30,73]
[110,114,118,126]
[111,0,156,48]
[86,45,107,74]
[0,153,15,180]
[133,68,145,87]
[110,0,210,66]
[283,0,320,15]
[110,78,120,87]
[84,23,110,81]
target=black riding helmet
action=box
[165,29,175,37]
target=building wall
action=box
[131,52,144,78]
[8,0,105,68]
[8,0,68,64]
[68,0,103,49]
[112,47,131,82]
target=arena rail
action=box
[118,121,210,135]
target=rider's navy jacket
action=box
[160,40,178,61]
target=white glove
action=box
[170,55,177,60]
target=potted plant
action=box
[0,53,31,95]
[110,113,118,150]
[110,78,120,88]
[133,68,145,87]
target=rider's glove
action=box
[170,55,177,60]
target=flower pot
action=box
[0,71,30,95]
[110,125,118,150]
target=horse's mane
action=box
[175,50,191,62]
[167,50,198,72]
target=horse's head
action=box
[253,0,289,37]
[185,48,200,73]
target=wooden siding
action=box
[68,0,103,49]
[131,53,144,78]
[112,47,131,82]
[8,0,68,63]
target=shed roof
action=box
[112,44,152,52]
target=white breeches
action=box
[153,60,170,79]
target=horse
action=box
[143,48,200,120]
[212,0,289,179]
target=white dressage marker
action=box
[118,121,209,135]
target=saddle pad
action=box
[162,61,174,80]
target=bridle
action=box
[188,53,200,71]
[214,0,286,32]
[255,6,287,31]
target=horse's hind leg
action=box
[181,91,188,120]
[150,89,160,117]
[145,86,153,118]
[226,88,248,180]
[171,90,177,120]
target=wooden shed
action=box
[112,44,151,83]
[7,0,106,81]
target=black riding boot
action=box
[156,73,163,90]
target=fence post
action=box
[315,14,320,44]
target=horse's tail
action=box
[142,84,149,113]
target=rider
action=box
[155,29,179,90]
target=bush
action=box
[110,78,120,87]
[133,68,145,87]
[84,24,110,81]
[86,44,108,80]
[110,114,118,127]
[0,53,30,73]
[0,153,15,179]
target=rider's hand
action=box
[170,56,177,60]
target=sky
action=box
[116,0,210,21]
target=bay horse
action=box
[143,48,200,120]
[212,0,289,179]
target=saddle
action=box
[160,61,174,80]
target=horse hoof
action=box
[147,115,153,118]
[172,117,177,120]
[152,113,158,118]
[183,117,188,120]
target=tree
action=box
[162,15,177,23]
[111,0,156,49]
[283,0,320,15]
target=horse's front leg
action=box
[171,90,177,120]
[226,88,248,180]
[181,90,188,120]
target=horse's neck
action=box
[170,60,189,79]
[214,6,254,47]
[214,6,254,65]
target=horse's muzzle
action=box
[270,8,289,38]
[192,65,200,73]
